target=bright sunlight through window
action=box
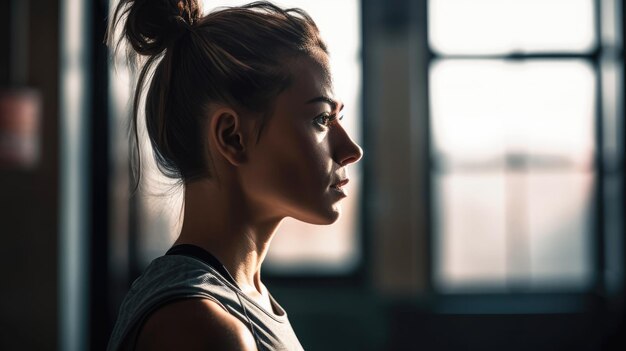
[429,0,598,292]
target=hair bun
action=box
[117,0,201,56]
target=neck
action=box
[175,179,283,294]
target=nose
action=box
[332,124,363,166]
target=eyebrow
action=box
[306,96,345,112]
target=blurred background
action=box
[0,0,624,350]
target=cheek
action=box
[273,130,330,192]
[246,126,333,208]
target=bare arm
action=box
[135,298,258,351]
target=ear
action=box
[210,108,247,166]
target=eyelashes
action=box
[313,113,344,129]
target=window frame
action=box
[423,0,624,305]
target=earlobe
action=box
[211,109,247,166]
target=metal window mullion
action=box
[592,0,607,295]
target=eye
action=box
[313,113,331,127]
[313,113,342,128]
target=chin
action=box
[293,204,342,225]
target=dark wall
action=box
[0,1,8,83]
[0,0,60,349]
[389,309,609,351]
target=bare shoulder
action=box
[135,298,257,351]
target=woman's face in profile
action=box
[241,54,363,225]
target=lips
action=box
[331,178,349,189]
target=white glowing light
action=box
[429,0,596,55]
[430,59,595,166]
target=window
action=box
[428,0,623,292]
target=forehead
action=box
[265,53,343,125]
[287,54,334,101]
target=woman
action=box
[107,0,363,350]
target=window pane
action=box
[431,59,597,291]
[527,171,593,288]
[430,59,595,168]
[434,172,508,290]
[434,170,594,291]
[428,0,596,55]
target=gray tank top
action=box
[107,249,304,351]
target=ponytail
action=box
[108,0,201,57]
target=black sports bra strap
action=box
[165,244,239,288]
